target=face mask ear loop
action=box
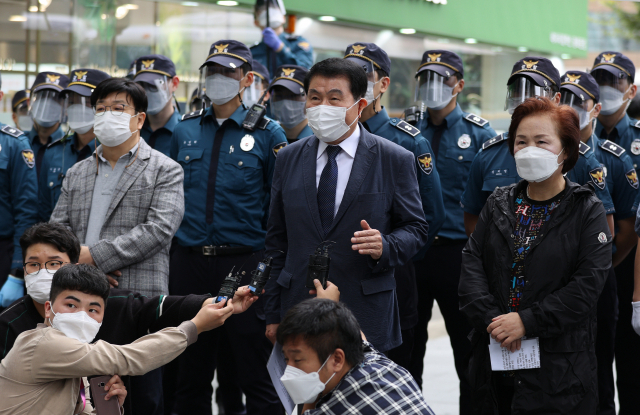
[238,75,247,108]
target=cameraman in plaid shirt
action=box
[276,282,436,415]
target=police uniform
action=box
[37,69,109,222]
[267,64,313,143]
[0,123,38,292]
[134,55,180,157]
[27,72,69,176]
[11,90,31,132]
[251,32,313,72]
[167,40,285,415]
[408,51,495,408]
[591,51,640,413]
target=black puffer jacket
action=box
[459,179,612,415]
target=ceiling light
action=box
[464,38,477,44]
[319,16,336,21]
[518,46,528,52]
[124,4,139,9]
[182,1,199,5]
[399,28,416,34]
[115,6,129,19]
[101,14,107,20]
[217,1,238,6]
[28,6,38,12]
[561,53,571,59]
[9,15,27,22]
[38,0,51,7]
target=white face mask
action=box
[280,354,336,404]
[574,106,596,131]
[93,112,138,147]
[272,99,306,128]
[25,269,55,304]
[515,146,565,183]
[599,85,631,116]
[364,80,381,107]
[423,81,459,110]
[206,74,244,106]
[67,104,95,134]
[257,8,285,28]
[18,115,33,132]
[307,100,361,143]
[49,307,102,343]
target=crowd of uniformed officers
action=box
[1,0,640,413]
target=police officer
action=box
[250,0,313,74]
[37,69,110,222]
[126,58,137,79]
[268,64,313,142]
[11,90,32,132]
[560,70,638,415]
[189,87,211,113]
[27,71,69,176]
[461,57,615,235]
[591,51,640,414]
[405,50,495,412]
[167,39,286,415]
[341,42,445,368]
[245,60,271,107]
[133,54,180,157]
[0,74,38,308]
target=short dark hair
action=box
[508,97,580,174]
[276,298,365,366]
[50,263,110,304]
[628,94,640,119]
[91,77,148,113]
[20,223,81,263]
[304,58,368,102]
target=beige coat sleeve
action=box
[31,321,197,383]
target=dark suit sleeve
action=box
[373,149,429,271]
[263,150,289,325]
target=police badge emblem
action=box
[458,134,471,149]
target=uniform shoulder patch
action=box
[626,169,639,189]
[464,113,489,127]
[482,134,506,150]
[599,139,625,157]
[417,153,433,175]
[257,117,271,130]
[632,120,640,129]
[181,109,203,121]
[1,125,24,138]
[393,119,420,137]
[579,142,590,155]
[21,149,35,169]
[272,142,287,157]
[589,166,606,190]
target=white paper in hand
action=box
[489,337,541,371]
[267,342,296,415]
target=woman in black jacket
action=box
[459,97,612,414]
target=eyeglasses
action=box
[93,104,136,116]
[23,260,69,274]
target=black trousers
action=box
[614,247,640,415]
[129,368,164,415]
[216,336,247,415]
[409,240,472,415]
[164,245,282,415]
[596,266,618,415]
[386,261,419,369]
[0,237,14,287]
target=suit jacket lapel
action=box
[80,155,98,242]
[330,125,376,232]
[303,137,324,238]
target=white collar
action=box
[317,124,360,160]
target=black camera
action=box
[215,267,245,304]
[306,242,335,289]
[403,105,422,126]
[248,256,274,296]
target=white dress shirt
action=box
[316,124,360,216]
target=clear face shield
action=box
[30,89,63,128]
[200,64,245,106]
[560,91,594,130]
[15,103,33,131]
[414,70,459,111]
[64,92,95,134]
[592,70,632,115]
[141,76,173,115]
[270,86,307,129]
[244,74,267,107]
[504,77,555,114]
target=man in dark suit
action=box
[264,58,429,352]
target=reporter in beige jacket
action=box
[0,263,258,414]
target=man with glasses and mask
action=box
[27,71,69,176]
[250,0,313,73]
[37,69,110,222]
[167,39,286,415]
[0,75,38,309]
[559,70,638,415]
[11,90,32,132]
[343,43,445,370]
[268,64,313,142]
[404,50,495,410]
[133,54,180,157]
[591,51,640,414]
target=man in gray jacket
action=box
[50,78,184,297]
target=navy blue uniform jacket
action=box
[264,125,429,351]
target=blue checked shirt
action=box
[305,342,436,415]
